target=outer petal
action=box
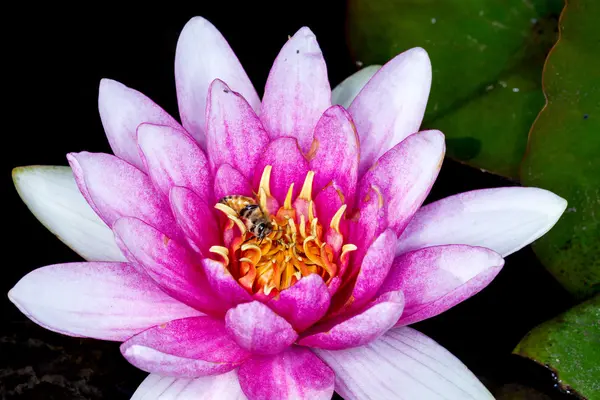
[98,79,182,171]
[225,301,298,355]
[267,274,330,332]
[315,327,494,400]
[309,105,359,202]
[260,27,331,153]
[175,16,260,148]
[349,48,432,176]
[137,123,212,202]
[379,245,504,326]
[113,217,224,315]
[202,259,253,309]
[121,316,250,378]
[214,164,253,200]
[206,79,269,179]
[170,187,221,256]
[396,187,568,257]
[8,262,201,341]
[252,138,309,203]
[131,371,246,400]
[238,346,334,400]
[357,130,445,236]
[331,65,381,109]
[67,151,181,241]
[298,291,404,350]
[12,166,124,262]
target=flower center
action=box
[211,166,354,297]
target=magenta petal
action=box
[225,301,298,355]
[170,186,221,256]
[202,258,253,309]
[238,347,335,400]
[347,186,388,278]
[67,151,181,241]
[120,316,250,378]
[349,48,432,176]
[98,79,182,171]
[267,274,331,332]
[378,245,504,326]
[309,105,359,202]
[298,291,405,350]
[214,164,253,200]
[175,17,260,148]
[346,229,397,312]
[137,123,212,202]
[206,79,270,179]
[357,130,445,237]
[8,262,201,341]
[252,138,309,203]
[113,217,224,315]
[260,27,331,153]
[314,183,346,235]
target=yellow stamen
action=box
[330,204,347,234]
[308,200,315,222]
[341,244,357,263]
[210,246,230,266]
[284,183,295,209]
[371,185,384,209]
[259,165,273,197]
[298,171,315,201]
[213,169,357,295]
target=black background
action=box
[3,3,577,399]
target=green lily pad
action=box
[346,0,563,179]
[520,0,600,299]
[513,295,600,399]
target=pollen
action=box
[213,166,355,297]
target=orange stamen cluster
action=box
[211,166,355,297]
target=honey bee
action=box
[219,195,273,241]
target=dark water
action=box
[3,3,578,399]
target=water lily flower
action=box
[10,16,567,400]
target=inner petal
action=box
[211,166,356,298]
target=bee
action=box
[219,195,273,242]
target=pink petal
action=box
[98,79,182,171]
[314,327,494,400]
[252,138,309,203]
[8,262,201,341]
[298,291,404,350]
[314,183,348,250]
[337,229,397,314]
[214,164,253,200]
[349,48,432,176]
[121,316,250,378]
[225,301,298,355]
[267,274,331,332]
[131,372,246,400]
[67,151,181,241]
[378,245,504,326]
[169,186,221,256]
[260,27,331,153]
[206,79,270,180]
[358,130,444,237]
[137,123,212,202]
[238,347,334,400]
[346,186,387,278]
[309,105,359,202]
[113,217,224,315]
[397,187,568,258]
[202,259,253,309]
[175,17,260,148]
